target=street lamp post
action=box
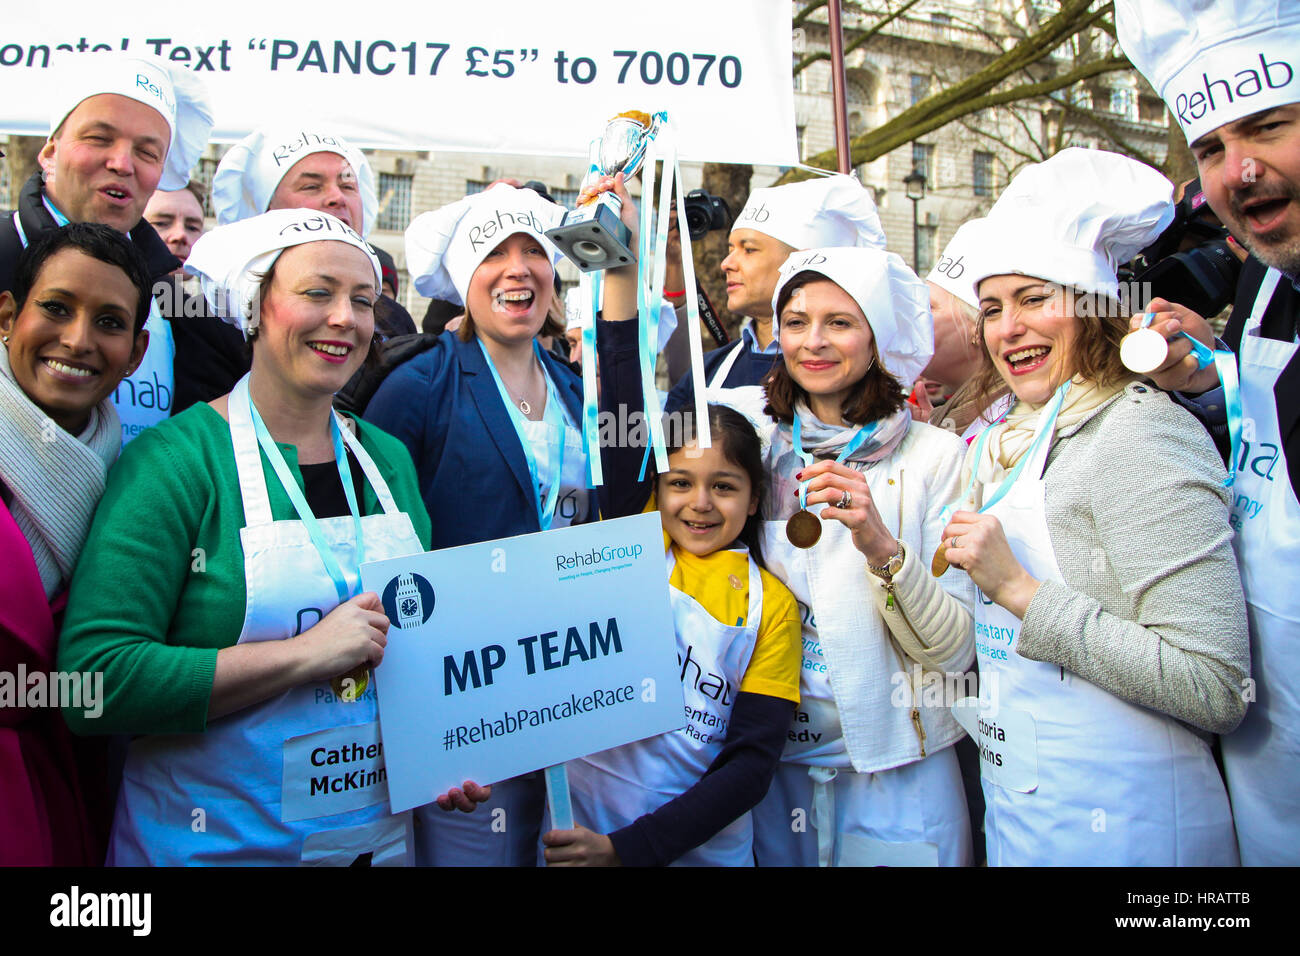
[904,168,928,273]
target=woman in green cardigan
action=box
[59,209,486,866]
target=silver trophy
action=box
[546,112,661,272]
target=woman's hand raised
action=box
[798,460,898,566]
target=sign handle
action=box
[545,762,574,831]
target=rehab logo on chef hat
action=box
[382,572,435,629]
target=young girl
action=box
[541,404,802,866]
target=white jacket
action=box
[742,396,977,775]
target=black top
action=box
[299,448,368,520]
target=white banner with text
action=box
[0,2,796,165]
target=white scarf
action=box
[767,403,912,521]
[970,375,1126,490]
[792,401,912,465]
[0,346,121,598]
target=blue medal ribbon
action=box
[581,271,602,487]
[790,414,883,511]
[941,380,1071,525]
[1136,311,1242,488]
[248,399,365,605]
[478,339,567,530]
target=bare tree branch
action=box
[1045,92,1163,168]
[793,0,830,29]
[793,0,925,76]
[783,45,1131,180]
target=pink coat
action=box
[0,497,107,865]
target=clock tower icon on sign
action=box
[396,573,423,629]
[383,572,435,630]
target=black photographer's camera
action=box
[1123,178,1242,319]
[682,189,731,240]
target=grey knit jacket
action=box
[970,382,1250,735]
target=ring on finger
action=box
[950,535,960,550]
[837,490,853,509]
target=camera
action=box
[682,189,731,240]
[1122,178,1242,319]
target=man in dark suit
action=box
[1118,0,1300,866]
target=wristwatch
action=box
[868,540,906,580]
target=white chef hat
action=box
[48,54,213,193]
[972,148,1174,302]
[405,183,565,306]
[211,125,379,236]
[925,218,987,309]
[564,286,585,331]
[732,174,886,251]
[185,209,381,334]
[1116,0,1300,145]
[771,247,934,389]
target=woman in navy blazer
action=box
[368,327,592,548]
[365,179,639,866]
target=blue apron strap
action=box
[941,380,1070,524]
[247,398,362,605]
[477,338,566,530]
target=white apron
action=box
[1221,268,1300,866]
[752,517,969,867]
[963,395,1238,866]
[108,376,423,865]
[564,549,762,866]
[111,305,174,444]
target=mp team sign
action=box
[0,2,796,165]
[360,513,683,814]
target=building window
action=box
[1109,87,1136,120]
[377,173,413,232]
[917,224,937,275]
[1138,96,1166,124]
[793,54,804,93]
[550,187,580,209]
[909,73,929,106]
[972,151,995,197]
[931,12,953,26]
[796,125,808,161]
[912,142,934,181]
[465,179,489,195]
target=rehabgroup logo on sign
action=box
[381,572,435,629]
[554,542,645,575]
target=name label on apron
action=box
[952,697,1039,794]
[282,721,390,822]
[839,833,940,867]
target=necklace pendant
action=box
[519,399,531,415]
[785,509,821,549]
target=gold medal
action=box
[786,509,822,549]
[332,665,369,703]
[930,546,950,577]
